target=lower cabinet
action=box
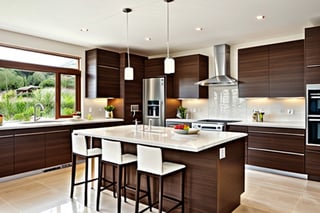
[247,127,305,173]
[227,125,248,163]
[0,130,14,177]
[306,148,320,181]
[15,130,46,173]
[45,129,71,167]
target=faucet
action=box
[34,103,45,121]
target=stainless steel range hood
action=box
[195,44,237,86]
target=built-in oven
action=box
[306,84,320,146]
[191,119,241,132]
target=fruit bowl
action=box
[173,128,199,135]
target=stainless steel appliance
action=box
[143,77,166,126]
[192,119,240,131]
[306,84,320,146]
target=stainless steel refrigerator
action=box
[143,77,166,126]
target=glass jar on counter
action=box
[0,114,3,126]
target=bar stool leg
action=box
[113,165,116,198]
[181,169,185,213]
[84,157,89,206]
[135,171,141,213]
[158,176,163,213]
[117,165,122,213]
[146,175,152,211]
[96,157,102,211]
[124,166,127,202]
[70,153,76,198]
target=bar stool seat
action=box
[70,132,102,207]
[135,145,186,213]
[96,139,137,213]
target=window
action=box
[0,45,80,121]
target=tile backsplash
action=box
[182,86,305,122]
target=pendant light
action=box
[123,8,134,80]
[164,0,175,74]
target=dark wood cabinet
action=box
[0,130,14,177]
[110,53,146,124]
[305,26,320,84]
[238,46,269,97]
[306,149,320,181]
[85,48,120,98]
[238,40,304,97]
[45,128,71,167]
[269,40,304,97]
[247,127,305,173]
[174,54,208,99]
[227,125,248,163]
[15,129,46,173]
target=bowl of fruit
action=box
[173,124,199,135]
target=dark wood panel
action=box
[248,132,305,154]
[227,125,248,163]
[174,54,208,99]
[305,67,320,84]
[119,53,146,124]
[306,150,320,180]
[0,131,14,177]
[269,40,304,97]
[85,48,120,98]
[45,129,71,167]
[14,133,46,173]
[144,58,165,78]
[165,98,181,119]
[305,26,320,67]
[248,149,305,173]
[238,46,269,97]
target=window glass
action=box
[0,46,78,68]
[0,68,55,121]
[60,74,76,116]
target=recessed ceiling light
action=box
[195,27,203,31]
[145,37,151,41]
[256,15,265,20]
[80,28,88,32]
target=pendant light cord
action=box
[126,11,130,67]
[166,2,170,58]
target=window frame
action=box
[0,48,81,119]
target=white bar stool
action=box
[70,132,102,206]
[135,145,186,213]
[96,139,137,213]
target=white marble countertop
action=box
[0,118,124,130]
[73,125,247,152]
[166,118,198,123]
[228,120,305,129]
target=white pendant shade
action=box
[124,67,134,80]
[164,57,175,74]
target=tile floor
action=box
[0,165,320,213]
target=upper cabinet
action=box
[174,54,208,99]
[305,26,320,84]
[238,40,304,97]
[238,46,269,97]
[85,49,120,98]
[269,40,304,97]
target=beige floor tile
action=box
[293,195,320,213]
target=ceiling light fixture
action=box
[195,27,203,31]
[123,8,134,80]
[145,37,152,41]
[80,28,88,32]
[256,15,265,20]
[164,0,175,74]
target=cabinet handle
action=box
[97,65,119,70]
[248,147,304,156]
[0,135,14,138]
[308,118,320,122]
[15,130,69,137]
[306,65,320,68]
[249,130,304,137]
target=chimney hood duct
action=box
[195,44,237,86]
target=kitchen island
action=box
[74,125,247,213]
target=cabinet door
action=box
[227,125,248,163]
[0,131,14,177]
[45,129,71,167]
[86,49,120,98]
[306,150,320,181]
[15,131,45,173]
[305,26,320,67]
[269,40,304,97]
[238,46,269,97]
[174,55,208,99]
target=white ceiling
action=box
[1,0,320,56]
